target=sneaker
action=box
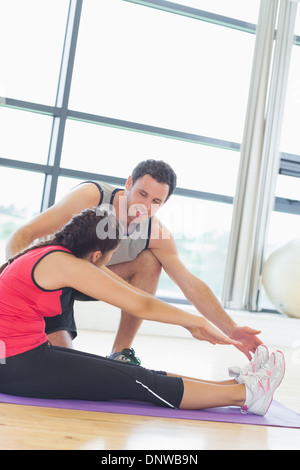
[241,350,285,416]
[108,348,141,366]
[228,344,269,384]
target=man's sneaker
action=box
[108,348,141,366]
[241,350,285,416]
[228,344,269,384]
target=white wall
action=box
[74,300,300,349]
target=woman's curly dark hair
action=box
[0,208,121,274]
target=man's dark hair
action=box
[131,159,177,201]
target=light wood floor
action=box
[0,330,299,450]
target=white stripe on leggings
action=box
[135,380,175,408]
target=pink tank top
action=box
[0,245,71,358]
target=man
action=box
[6,159,261,363]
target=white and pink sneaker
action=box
[228,344,269,384]
[240,350,285,416]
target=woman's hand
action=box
[186,318,242,347]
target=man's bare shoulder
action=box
[59,181,102,207]
[148,216,174,250]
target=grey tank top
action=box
[85,181,152,266]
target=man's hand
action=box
[229,326,263,360]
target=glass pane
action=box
[174,0,260,24]
[157,195,233,300]
[259,210,300,311]
[295,6,300,36]
[0,168,45,264]
[275,175,300,201]
[259,173,300,311]
[0,107,53,164]
[0,0,69,104]
[280,45,300,156]
[69,0,256,143]
[265,212,300,257]
[61,120,240,197]
[55,175,91,203]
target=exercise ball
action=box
[262,239,300,318]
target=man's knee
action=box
[136,249,162,277]
[108,249,162,283]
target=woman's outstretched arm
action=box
[34,251,241,348]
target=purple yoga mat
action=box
[0,393,299,428]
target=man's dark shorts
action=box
[44,288,96,340]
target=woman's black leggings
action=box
[0,343,184,409]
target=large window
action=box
[0,0,299,313]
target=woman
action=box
[0,209,285,415]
